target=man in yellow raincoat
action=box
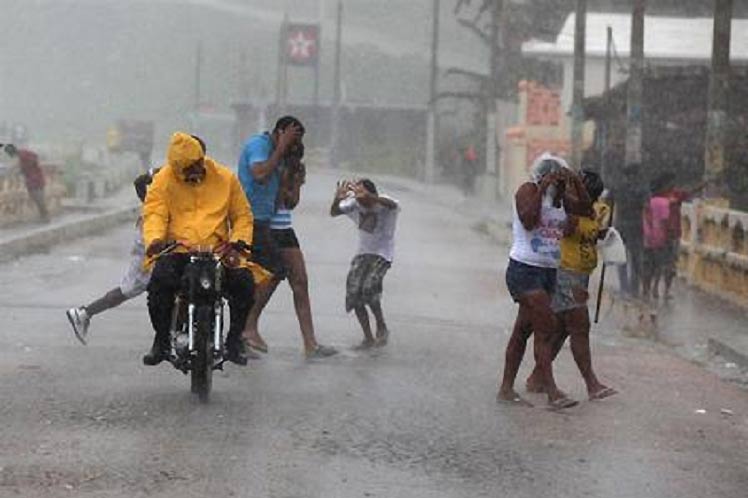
[141,132,268,366]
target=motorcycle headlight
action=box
[200,275,212,290]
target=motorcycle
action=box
[156,242,246,402]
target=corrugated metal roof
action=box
[523,12,748,61]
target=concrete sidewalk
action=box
[656,283,748,373]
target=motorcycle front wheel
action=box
[190,305,213,403]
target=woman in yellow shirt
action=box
[526,170,617,401]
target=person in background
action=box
[66,169,159,344]
[331,178,400,349]
[612,163,648,297]
[641,176,672,301]
[4,143,49,223]
[656,171,706,299]
[462,143,479,196]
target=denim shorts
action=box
[505,258,557,302]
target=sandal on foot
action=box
[589,386,618,401]
[245,339,268,353]
[548,397,579,411]
[306,344,339,359]
[241,338,265,358]
[496,393,533,407]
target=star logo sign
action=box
[287,30,317,63]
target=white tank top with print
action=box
[509,193,567,268]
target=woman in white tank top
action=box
[498,154,580,410]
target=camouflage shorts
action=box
[345,254,391,312]
[551,269,590,313]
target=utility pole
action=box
[599,25,614,178]
[625,0,645,167]
[484,0,501,197]
[604,26,613,96]
[705,0,733,197]
[194,41,203,112]
[275,14,289,111]
[570,0,587,169]
[314,0,323,117]
[425,0,440,184]
[330,1,343,169]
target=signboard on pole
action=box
[285,23,320,66]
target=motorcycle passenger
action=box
[141,132,269,366]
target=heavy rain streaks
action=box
[0,1,747,497]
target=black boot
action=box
[225,334,248,366]
[143,333,169,366]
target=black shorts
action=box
[252,222,286,280]
[505,258,557,302]
[271,228,300,250]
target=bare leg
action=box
[642,257,653,301]
[526,314,568,393]
[497,307,533,403]
[664,272,674,297]
[85,287,129,316]
[281,247,319,353]
[651,264,662,300]
[566,308,599,389]
[29,188,50,223]
[518,291,568,404]
[354,305,375,345]
[369,300,389,343]
[242,278,279,350]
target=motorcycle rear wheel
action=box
[190,306,213,403]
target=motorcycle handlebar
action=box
[152,241,254,260]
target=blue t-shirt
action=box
[238,132,280,222]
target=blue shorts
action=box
[505,258,557,302]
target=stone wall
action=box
[680,202,748,307]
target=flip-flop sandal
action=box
[496,393,533,407]
[548,397,579,411]
[245,339,268,354]
[589,387,618,401]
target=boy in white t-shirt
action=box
[331,179,400,348]
[65,169,158,345]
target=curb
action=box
[0,205,139,261]
[708,338,748,370]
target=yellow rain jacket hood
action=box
[168,131,205,177]
[142,132,270,284]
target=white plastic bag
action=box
[598,226,628,265]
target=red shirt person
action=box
[4,144,49,222]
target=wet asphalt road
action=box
[0,171,747,498]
